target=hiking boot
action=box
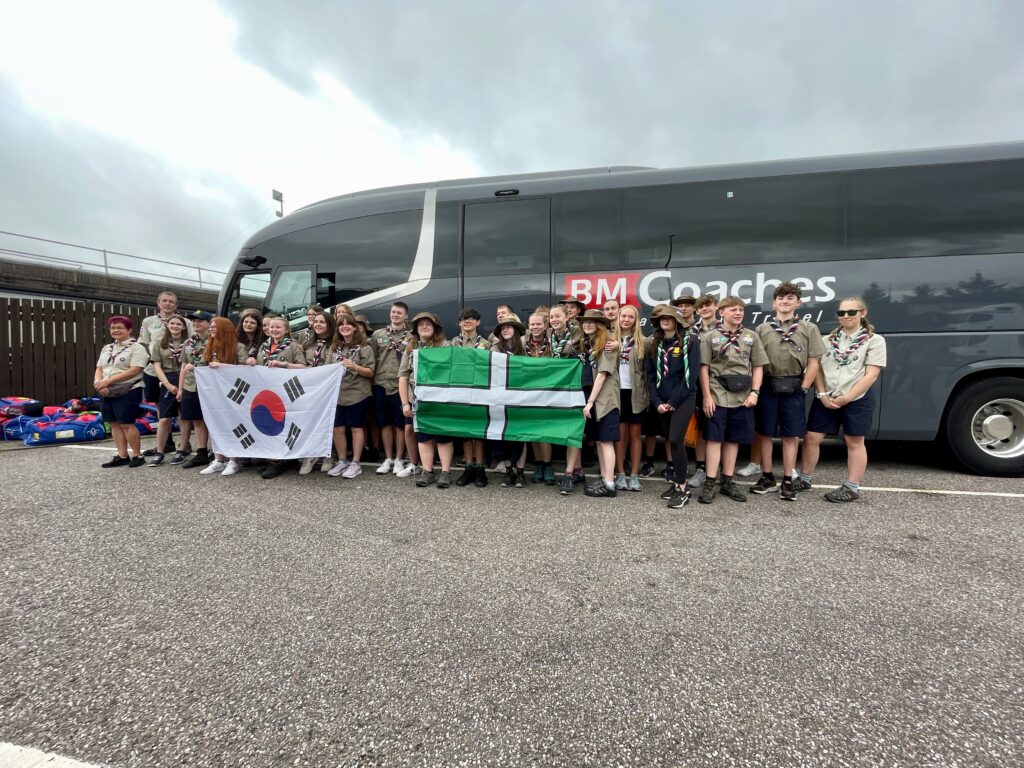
[376,458,394,475]
[181,449,211,469]
[825,486,860,503]
[584,481,616,498]
[532,464,545,484]
[514,468,526,488]
[543,464,556,485]
[455,466,476,487]
[627,474,642,492]
[639,460,656,478]
[614,473,628,491]
[341,462,362,479]
[168,451,186,466]
[558,475,575,495]
[298,457,317,475]
[474,467,489,488]
[148,452,166,467]
[790,477,813,492]
[500,467,516,488]
[750,476,778,494]
[128,456,146,468]
[736,462,761,478]
[667,488,692,509]
[698,478,718,504]
[437,471,452,489]
[416,470,437,487]
[780,479,797,502]
[687,468,706,489]
[200,460,226,475]
[720,479,748,502]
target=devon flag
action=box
[413,347,585,447]
[195,364,342,459]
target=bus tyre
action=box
[946,377,1024,477]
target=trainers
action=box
[572,469,587,485]
[687,468,706,489]
[584,481,617,498]
[661,463,675,483]
[790,477,812,492]
[128,456,146,468]
[180,442,193,457]
[396,461,419,478]
[532,464,545,484]
[780,479,797,501]
[667,488,692,509]
[736,462,761,478]
[143,448,159,457]
[500,467,516,488]
[437,471,451,489]
[543,464,556,485]
[514,468,526,488]
[260,463,285,479]
[627,474,642,492]
[327,460,350,477]
[825,486,860,503]
[416,470,436,487]
[614,473,628,491]
[164,439,176,454]
[559,475,575,495]
[474,467,489,488]
[376,458,394,475]
[320,457,332,473]
[341,462,362,479]
[221,460,241,476]
[720,479,748,502]
[149,453,166,467]
[698,478,718,504]
[168,451,186,466]
[455,466,475,486]
[661,484,680,500]
[639,460,656,477]
[298,457,317,475]
[181,449,211,469]
[392,458,406,475]
[750,476,778,494]
[200,460,226,475]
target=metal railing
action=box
[0,230,227,291]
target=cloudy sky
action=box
[1,0,1022,282]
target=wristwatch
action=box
[816,391,828,400]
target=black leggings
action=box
[658,398,696,481]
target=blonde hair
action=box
[616,304,647,358]
[829,297,875,339]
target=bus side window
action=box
[265,267,315,331]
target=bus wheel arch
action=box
[943,372,1024,477]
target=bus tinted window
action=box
[463,198,550,277]
[553,189,621,272]
[848,160,1024,258]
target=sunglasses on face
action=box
[836,309,861,317]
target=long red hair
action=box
[204,317,239,363]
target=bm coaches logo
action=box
[565,270,838,308]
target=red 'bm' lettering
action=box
[565,274,641,308]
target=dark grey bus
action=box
[219,141,1024,476]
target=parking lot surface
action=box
[2,441,1022,767]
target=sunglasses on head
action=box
[836,309,861,317]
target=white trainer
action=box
[376,458,394,474]
[327,460,350,477]
[395,462,418,478]
[320,456,332,473]
[221,460,241,476]
[392,458,406,475]
[736,462,762,478]
[298,457,316,475]
[200,460,226,475]
[341,462,362,479]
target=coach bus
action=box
[218,142,1024,476]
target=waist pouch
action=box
[716,374,752,393]
[105,381,137,398]
[769,376,802,395]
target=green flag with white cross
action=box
[413,347,585,447]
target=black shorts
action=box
[807,394,874,437]
[619,389,644,424]
[143,372,161,404]
[373,385,404,427]
[180,389,203,421]
[101,387,143,425]
[585,408,621,443]
[755,387,808,438]
[157,371,180,419]
[704,405,755,444]
[334,398,370,428]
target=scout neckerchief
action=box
[719,325,743,354]
[656,335,680,388]
[579,335,596,370]
[385,326,409,361]
[769,315,801,346]
[619,335,635,364]
[105,338,136,365]
[550,327,573,357]
[308,337,330,367]
[527,333,549,357]
[460,333,487,349]
[829,327,870,366]
[183,333,206,365]
[691,317,703,335]
[334,341,362,362]
[166,337,185,363]
[260,335,292,364]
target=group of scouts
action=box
[95,285,887,506]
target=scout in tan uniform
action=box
[523,312,556,485]
[236,308,265,363]
[95,315,150,468]
[325,314,376,479]
[451,307,491,488]
[671,294,698,330]
[138,291,192,408]
[613,304,650,492]
[148,313,189,466]
[801,298,887,503]
[752,282,826,501]
[687,294,720,489]
[398,312,452,488]
[177,311,213,468]
[201,317,254,477]
[698,296,768,504]
[548,305,578,360]
[371,301,414,476]
[492,314,529,488]
[297,310,336,475]
[571,310,620,498]
[252,316,308,479]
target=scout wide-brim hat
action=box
[559,296,587,312]
[672,295,697,305]
[410,311,443,333]
[353,314,372,332]
[491,313,526,338]
[578,309,612,327]
[651,304,681,322]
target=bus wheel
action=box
[946,377,1024,476]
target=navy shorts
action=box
[101,387,143,425]
[373,385,404,427]
[143,372,161,404]
[755,387,808,438]
[619,389,644,424]
[585,408,621,443]
[334,398,370,428]
[807,394,874,437]
[704,405,755,444]
[157,371,180,419]
[416,431,452,444]
[180,389,203,421]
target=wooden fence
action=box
[0,298,153,406]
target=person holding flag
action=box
[325,313,376,479]
[297,310,336,475]
[177,311,214,469]
[450,307,491,488]
[236,309,265,364]
[491,313,529,488]
[200,317,253,476]
[254,316,306,478]
[399,312,452,488]
[524,312,556,485]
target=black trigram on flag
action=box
[233,423,255,449]
[285,423,301,450]
[283,376,305,402]
[227,378,251,404]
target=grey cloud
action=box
[220,0,1024,174]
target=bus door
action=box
[461,197,551,323]
[263,264,316,335]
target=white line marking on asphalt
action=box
[0,742,102,767]
[60,444,115,451]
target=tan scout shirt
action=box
[451,334,492,351]
[138,314,192,375]
[549,328,579,359]
[587,348,620,421]
[149,338,188,374]
[755,317,826,378]
[180,334,209,392]
[96,340,149,389]
[332,344,375,405]
[820,330,887,400]
[398,341,450,404]
[301,338,334,368]
[701,326,769,407]
[256,338,306,367]
[522,334,552,358]
[618,336,650,414]
[372,327,413,395]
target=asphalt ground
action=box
[1,439,1022,767]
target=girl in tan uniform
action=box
[236,308,265,364]
[148,313,188,466]
[398,313,452,488]
[524,312,556,485]
[201,317,253,476]
[577,310,621,498]
[492,314,528,488]
[298,310,336,475]
[326,314,376,479]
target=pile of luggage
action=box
[0,396,174,446]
